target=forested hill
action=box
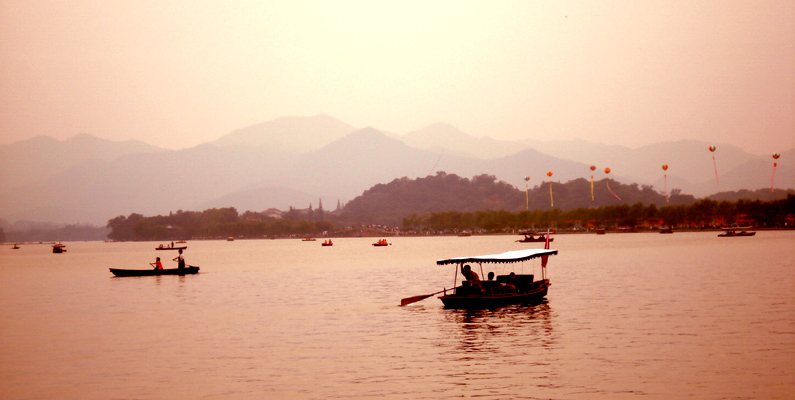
[338,172,697,227]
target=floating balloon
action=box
[709,145,716,152]
[589,166,596,201]
[773,153,780,159]
[524,176,530,209]
[547,171,553,177]
[604,167,611,174]
[547,172,554,207]
[662,164,668,171]
[662,165,669,202]
[590,165,596,171]
[771,153,781,192]
[524,176,530,181]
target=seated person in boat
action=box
[150,257,163,270]
[502,272,518,292]
[460,264,483,294]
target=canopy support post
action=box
[453,263,459,292]
[478,262,485,282]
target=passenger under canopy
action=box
[436,249,558,265]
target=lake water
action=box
[1,232,793,400]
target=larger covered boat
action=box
[433,248,557,309]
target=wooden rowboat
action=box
[435,249,557,309]
[155,245,187,250]
[110,266,200,277]
[718,227,756,237]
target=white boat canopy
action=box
[437,249,558,265]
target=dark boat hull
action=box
[718,232,755,237]
[155,246,187,250]
[439,280,549,309]
[516,237,553,243]
[110,266,199,277]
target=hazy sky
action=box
[1,1,793,154]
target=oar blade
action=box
[400,294,432,306]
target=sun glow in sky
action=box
[1,0,793,153]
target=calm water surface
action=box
[1,232,793,399]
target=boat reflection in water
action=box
[443,301,555,353]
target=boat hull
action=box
[155,246,187,250]
[718,232,755,237]
[439,280,549,309]
[516,237,553,243]
[110,266,199,277]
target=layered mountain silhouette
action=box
[1,115,792,225]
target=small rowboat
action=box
[516,232,554,243]
[110,266,200,277]
[155,245,187,250]
[718,227,755,237]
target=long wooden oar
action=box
[400,289,446,306]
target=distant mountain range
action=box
[1,114,792,225]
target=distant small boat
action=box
[12,244,20,249]
[321,240,334,246]
[516,232,553,243]
[155,244,187,250]
[52,243,66,253]
[175,240,186,244]
[660,227,673,234]
[227,237,235,241]
[110,266,200,277]
[718,227,756,237]
[373,240,389,246]
[302,238,316,242]
[596,229,606,235]
[458,231,472,237]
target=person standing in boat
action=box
[173,249,185,269]
[150,257,163,270]
[461,264,482,294]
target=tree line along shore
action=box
[3,173,794,243]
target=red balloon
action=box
[590,165,596,171]
[547,171,553,177]
[773,153,780,159]
[604,168,611,174]
[662,164,668,171]
[709,145,716,152]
